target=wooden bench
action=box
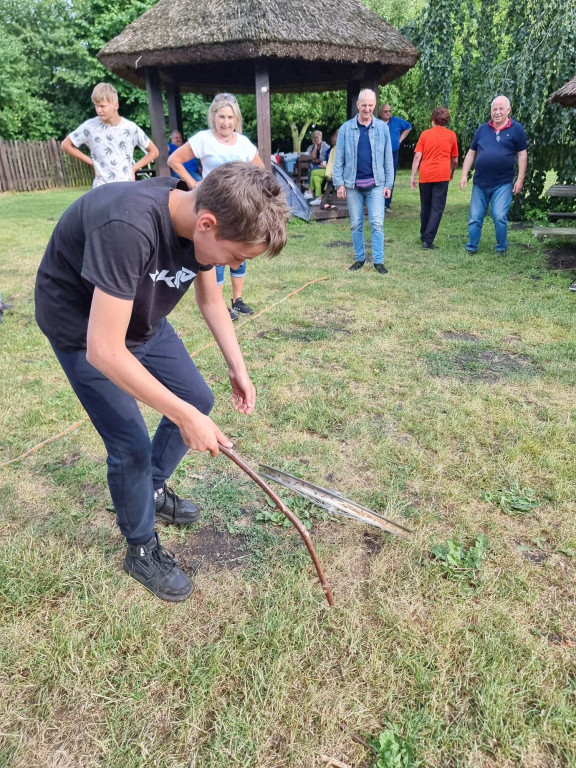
[547,211,576,223]
[532,226,576,239]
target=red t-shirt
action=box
[414,126,459,183]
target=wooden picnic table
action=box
[543,184,576,224]
[545,184,576,198]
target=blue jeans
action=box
[215,262,247,285]
[51,319,214,544]
[466,182,513,252]
[346,186,385,265]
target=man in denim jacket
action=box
[333,89,394,274]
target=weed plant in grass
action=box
[0,176,575,767]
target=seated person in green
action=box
[309,130,338,205]
[35,162,290,602]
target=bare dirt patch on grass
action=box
[545,244,576,271]
[170,524,250,571]
[427,348,540,383]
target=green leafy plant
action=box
[431,534,489,584]
[371,724,415,768]
[255,495,328,531]
[483,484,540,516]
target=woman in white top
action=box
[168,94,265,320]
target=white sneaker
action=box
[309,198,322,206]
[303,191,314,200]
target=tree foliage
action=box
[0,0,208,140]
[385,0,576,214]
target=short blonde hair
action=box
[311,130,322,141]
[207,93,243,134]
[91,83,118,104]
[195,162,290,257]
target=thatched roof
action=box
[98,0,419,93]
[548,75,576,108]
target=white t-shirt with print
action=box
[188,130,258,177]
[69,117,151,187]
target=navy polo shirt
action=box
[470,120,527,188]
[356,119,374,183]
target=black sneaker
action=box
[155,484,201,525]
[229,308,239,322]
[349,261,365,271]
[374,264,388,274]
[231,298,254,315]
[124,532,194,602]
[422,242,438,250]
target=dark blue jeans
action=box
[52,319,214,544]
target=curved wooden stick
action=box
[219,444,335,606]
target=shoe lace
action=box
[162,485,179,503]
[151,533,178,574]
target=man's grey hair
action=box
[357,89,377,102]
[491,95,511,109]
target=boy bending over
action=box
[35,163,290,601]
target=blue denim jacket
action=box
[332,117,394,189]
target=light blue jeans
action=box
[346,186,385,264]
[466,182,513,252]
[215,262,247,285]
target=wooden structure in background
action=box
[548,75,576,108]
[98,0,418,174]
[0,140,94,193]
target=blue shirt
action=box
[386,116,412,153]
[168,142,201,180]
[470,120,527,188]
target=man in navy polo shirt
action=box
[378,104,412,210]
[460,95,527,254]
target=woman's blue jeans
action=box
[346,185,385,265]
[215,263,247,285]
[466,182,513,252]
[51,319,214,545]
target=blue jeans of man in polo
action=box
[466,182,513,252]
[346,185,385,265]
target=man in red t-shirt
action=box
[410,107,459,250]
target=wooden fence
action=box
[0,139,94,193]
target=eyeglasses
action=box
[495,132,501,142]
[213,93,238,103]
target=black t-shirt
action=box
[35,177,212,351]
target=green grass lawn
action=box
[0,174,575,768]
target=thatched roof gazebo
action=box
[548,75,576,108]
[98,0,418,174]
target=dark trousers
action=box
[52,319,214,544]
[385,150,400,209]
[419,181,449,245]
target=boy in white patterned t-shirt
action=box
[61,82,159,187]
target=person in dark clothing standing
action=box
[410,107,459,250]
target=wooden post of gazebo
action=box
[145,69,170,176]
[255,61,272,171]
[166,83,183,135]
